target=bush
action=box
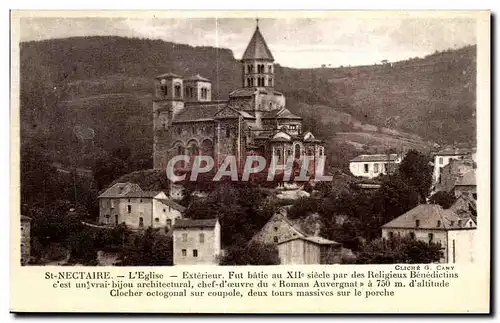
[356,236,443,264]
[220,242,280,266]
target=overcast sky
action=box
[20,16,477,68]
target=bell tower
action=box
[241,19,275,89]
[153,72,184,169]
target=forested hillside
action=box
[19,36,476,172]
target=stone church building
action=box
[153,22,325,173]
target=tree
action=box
[287,197,318,220]
[220,242,280,265]
[67,228,98,265]
[357,236,443,264]
[398,150,433,201]
[372,174,419,228]
[429,191,457,209]
[117,228,173,266]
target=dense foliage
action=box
[356,236,443,264]
[220,242,281,266]
[429,191,457,209]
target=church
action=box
[152,22,325,174]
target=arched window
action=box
[269,78,273,86]
[307,149,313,156]
[226,127,231,138]
[160,79,168,96]
[268,65,273,73]
[174,84,181,98]
[294,144,301,159]
[177,145,183,155]
[276,149,281,161]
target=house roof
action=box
[350,154,400,163]
[278,235,340,246]
[184,74,210,82]
[158,199,186,212]
[122,191,163,198]
[434,147,475,156]
[455,169,476,186]
[98,182,142,198]
[156,72,182,79]
[173,218,218,229]
[382,204,475,230]
[21,215,32,222]
[242,26,274,61]
[449,194,477,221]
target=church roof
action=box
[172,104,255,123]
[229,88,257,97]
[172,104,227,123]
[156,72,182,79]
[242,26,274,61]
[184,74,211,82]
[261,108,302,120]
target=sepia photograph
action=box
[15,12,484,269]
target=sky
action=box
[19,16,477,68]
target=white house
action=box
[349,154,402,179]
[381,204,476,263]
[172,218,221,265]
[98,182,185,231]
[432,147,476,185]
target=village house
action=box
[453,169,477,198]
[349,154,402,179]
[152,21,325,177]
[252,206,341,264]
[432,147,476,185]
[97,182,185,231]
[434,157,476,193]
[172,218,221,265]
[381,204,477,263]
[449,193,477,224]
[21,215,31,265]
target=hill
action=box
[19,36,476,171]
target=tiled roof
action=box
[276,108,302,120]
[242,26,274,61]
[270,137,291,142]
[158,198,186,212]
[229,88,257,97]
[98,182,142,198]
[350,154,400,163]
[434,147,475,156]
[382,204,473,230]
[156,72,182,79]
[173,218,218,229]
[122,191,163,198]
[455,169,476,186]
[261,108,302,120]
[172,104,225,123]
[278,235,340,246]
[21,215,32,221]
[184,74,210,82]
[449,194,477,221]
